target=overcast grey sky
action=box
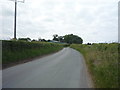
[0,0,119,43]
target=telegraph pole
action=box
[9,0,25,39]
[14,0,17,39]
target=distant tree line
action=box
[16,34,83,44]
[17,38,49,42]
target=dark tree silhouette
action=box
[53,34,59,41]
[64,34,83,44]
[52,34,83,44]
[18,38,31,42]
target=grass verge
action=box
[70,43,118,88]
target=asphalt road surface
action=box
[3,48,92,88]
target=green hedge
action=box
[2,40,64,64]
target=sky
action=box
[0,0,119,43]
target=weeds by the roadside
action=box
[70,43,118,88]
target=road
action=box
[3,48,92,88]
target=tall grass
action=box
[2,40,64,65]
[70,43,118,88]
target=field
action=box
[2,40,64,67]
[70,43,118,88]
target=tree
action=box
[87,43,91,45]
[58,36,64,42]
[32,39,37,42]
[64,34,83,44]
[53,34,59,41]
[18,37,31,42]
[52,34,83,44]
[41,39,47,42]
[47,40,51,42]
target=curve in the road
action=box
[3,47,92,88]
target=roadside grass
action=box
[70,43,118,88]
[2,40,64,65]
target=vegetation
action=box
[53,34,83,44]
[53,34,59,41]
[2,40,64,65]
[70,43,118,88]
[64,34,83,44]
[18,38,31,42]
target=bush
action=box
[2,40,64,64]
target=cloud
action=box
[1,0,119,43]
